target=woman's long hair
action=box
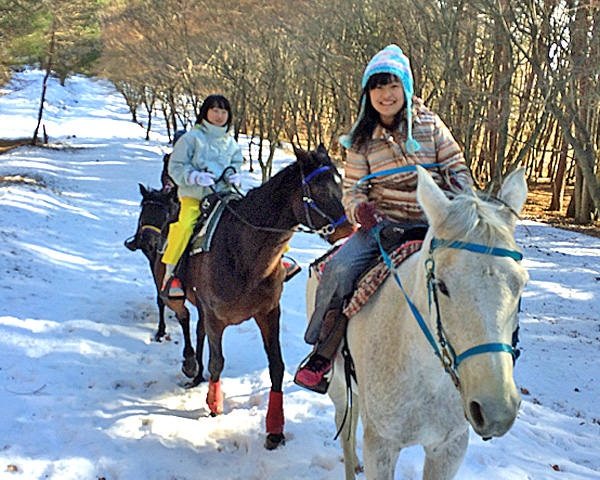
[195,94,233,131]
[351,73,406,150]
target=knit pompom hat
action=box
[340,44,421,154]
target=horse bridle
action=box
[215,164,347,239]
[299,164,348,239]
[374,226,523,390]
[138,198,174,236]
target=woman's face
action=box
[206,106,229,127]
[369,80,405,127]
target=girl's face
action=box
[369,80,405,127]
[206,106,229,127]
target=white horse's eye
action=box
[436,279,450,297]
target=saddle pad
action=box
[189,195,238,254]
[310,240,423,318]
[343,240,422,317]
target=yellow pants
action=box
[162,196,200,266]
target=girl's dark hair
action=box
[351,73,406,149]
[195,94,233,131]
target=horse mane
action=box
[439,191,518,250]
[243,161,300,204]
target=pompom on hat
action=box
[340,44,421,154]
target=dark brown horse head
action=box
[292,144,353,244]
[132,184,179,258]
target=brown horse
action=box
[124,184,180,341]
[156,145,352,449]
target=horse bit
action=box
[300,164,347,239]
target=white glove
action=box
[226,172,242,186]
[187,170,215,187]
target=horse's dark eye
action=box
[436,280,450,297]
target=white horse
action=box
[306,166,529,479]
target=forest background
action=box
[1,0,599,232]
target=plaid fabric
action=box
[309,240,423,319]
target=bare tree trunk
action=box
[32,27,56,146]
[549,137,568,211]
[142,89,156,141]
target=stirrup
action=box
[282,256,301,282]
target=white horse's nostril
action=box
[469,400,485,428]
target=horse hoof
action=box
[184,375,205,389]
[154,331,165,342]
[181,358,199,379]
[264,433,285,450]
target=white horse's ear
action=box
[499,168,528,215]
[416,166,450,228]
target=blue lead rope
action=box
[371,224,443,361]
[360,164,522,386]
[372,225,520,386]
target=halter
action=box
[138,198,174,236]
[300,165,348,239]
[123,198,173,249]
[373,225,523,389]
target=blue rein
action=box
[374,224,522,388]
[356,163,523,387]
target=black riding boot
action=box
[124,235,138,251]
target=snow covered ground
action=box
[0,70,598,479]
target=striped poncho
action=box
[342,98,473,225]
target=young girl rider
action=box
[161,94,243,297]
[294,44,474,393]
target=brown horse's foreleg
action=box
[179,312,199,379]
[206,379,223,416]
[204,317,226,414]
[185,305,206,388]
[152,260,167,342]
[256,306,286,449]
[205,318,224,415]
[266,392,284,431]
[169,302,198,380]
[155,293,167,342]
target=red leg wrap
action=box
[206,379,223,415]
[265,390,284,434]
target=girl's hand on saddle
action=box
[226,172,242,187]
[188,170,215,187]
[356,201,385,231]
